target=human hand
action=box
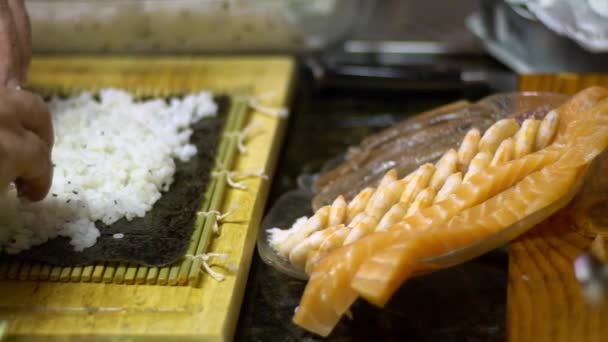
[0,0,30,88]
[0,87,53,201]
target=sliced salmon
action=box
[292,145,565,336]
[293,229,402,337]
[292,88,608,337]
[352,162,585,306]
[352,96,608,306]
[553,86,608,139]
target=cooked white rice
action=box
[0,88,217,253]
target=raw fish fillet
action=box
[292,145,567,336]
[292,89,608,337]
[354,118,608,302]
[352,161,588,306]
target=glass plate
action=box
[257,189,312,280]
[258,91,582,279]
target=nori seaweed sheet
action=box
[7,97,228,267]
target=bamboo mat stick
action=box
[70,266,83,283]
[135,266,148,284]
[92,263,105,283]
[157,267,170,286]
[28,263,42,281]
[123,264,137,285]
[113,262,128,284]
[80,265,94,282]
[49,266,62,281]
[188,93,250,284]
[39,264,51,281]
[102,263,117,284]
[146,267,159,285]
[59,267,72,282]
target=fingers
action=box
[0,87,53,146]
[7,0,30,84]
[14,130,52,201]
[0,0,20,88]
[0,126,52,201]
[0,87,53,201]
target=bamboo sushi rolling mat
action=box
[0,56,295,341]
[509,74,608,342]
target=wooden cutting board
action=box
[0,56,295,341]
[508,74,608,342]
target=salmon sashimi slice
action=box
[292,229,402,337]
[277,206,330,257]
[391,145,562,233]
[290,224,344,268]
[305,225,351,274]
[553,86,608,139]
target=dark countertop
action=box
[235,68,509,342]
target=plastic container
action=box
[26,0,360,54]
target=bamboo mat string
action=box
[235,92,289,118]
[222,121,265,154]
[184,253,236,281]
[211,169,269,190]
[196,205,238,234]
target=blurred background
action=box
[27,0,608,74]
